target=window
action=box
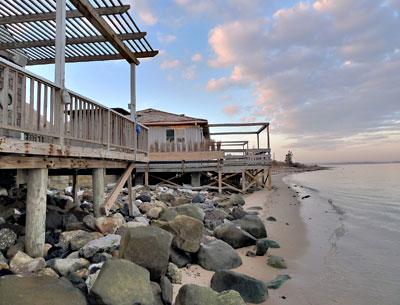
[166,129,175,142]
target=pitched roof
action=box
[137,108,208,126]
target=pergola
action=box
[0,0,158,119]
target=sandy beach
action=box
[175,172,312,305]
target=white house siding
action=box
[148,125,204,146]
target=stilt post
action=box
[127,174,133,216]
[72,170,79,205]
[25,169,48,258]
[218,169,222,194]
[92,168,105,217]
[242,171,246,192]
[144,169,149,186]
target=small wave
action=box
[328,199,346,216]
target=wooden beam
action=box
[26,51,158,65]
[70,0,139,64]
[208,123,269,127]
[0,5,130,25]
[0,33,147,50]
[93,168,105,217]
[209,132,258,135]
[103,163,134,215]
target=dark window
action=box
[166,129,175,142]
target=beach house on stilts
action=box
[0,0,157,257]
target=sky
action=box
[29,0,400,163]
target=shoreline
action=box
[176,171,312,305]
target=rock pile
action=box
[0,184,285,304]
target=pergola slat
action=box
[0,5,130,25]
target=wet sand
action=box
[175,173,313,305]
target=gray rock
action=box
[235,215,267,239]
[159,192,175,203]
[0,228,17,251]
[214,223,256,249]
[169,247,192,268]
[166,262,182,284]
[217,290,247,305]
[158,215,204,253]
[267,255,287,269]
[119,226,173,281]
[59,230,102,251]
[83,214,97,231]
[160,276,173,305]
[265,239,280,248]
[211,270,268,303]
[267,216,277,221]
[197,240,242,271]
[256,239,269,256]
[203,209,229,230]
[90,259,154,305]
[0,275,87,305]
[79,234,121,258]
[192,193,206,203]
[266,274,291,289]
[175,204,205,221]
[136,193,151,202]
[231,207,248,220]
[48,258,90,276]
[9,251,46,274]
[151,282,165,305]
[229,194,245,206]
[159,208,178,222]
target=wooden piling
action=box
[92,168,105,217]
[25,169,48,258]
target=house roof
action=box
[137,108,208,126]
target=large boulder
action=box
[203,209,229,230]
[175,204,205,221]
[9,251,45,274]
[175,284,246,305]
[214,223,256,249]
[169,247,192,268]
[196,240,242,271]
[90,259,154,305]
[0,275,87,305]
[159,276,173,305]
[229,194,245,206]
[79,234,121,258]
[119,226,173,281]
[0,228,17,251]
[256,239,269,256]
[267,255,287,269]
[95,213,125,234]
[158,215,204,253]
[59,230,103,251]
[47,258,90,276]
[234,215,267,239]
[211,270,268,304]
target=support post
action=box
[144,169,149,186]
[257,133,260,149]
[267,168,272,191]
[16,169,28,187]
[218,169,222,194]
[72,170,79,205]
[130,64,137,161]
[25,169,48,258]
[242,171,246,192]
[92,168,105,217]
[191,172,201,187]
[127,174,133,216]
[267,125,270,152]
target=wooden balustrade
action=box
[0,58,148,160]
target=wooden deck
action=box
[0,57,148,165]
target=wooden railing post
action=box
[107,109,110,150]
[1,66,9,125]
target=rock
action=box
[265,274,291,289]
[0,275,87,305]
[166,262,182,284]
[301,195,311,199]
[82,190,93,201]
[134,216,150,225]
[214,223,256,249]
[169,247,192,268]
[218,290,247,305]
[265,239,280,248]
[139,202,153,214]
[46,210,64,231]
[115,221,147,236]
[159,208,178,222]
[267,255,287,269]
[175,204,205,221]
[119,226,173,281]
[6,241,24,259]
[159,192,175,203]
[204,209,229,230]
[0,228,17,251]
[231,207,247,220]
[229,194,245,206]
[246,250,256,257]
[9,251,46,274]
[159,215,204,253]
[160,276,173,305]
[0,252,8,270]
[59,230,103,251]
[197,240,242,271]
[175,284,246,305]
[151,282,165,305]
[95,213,125,234]
[82,214,96,230]
[90,259,154,305]
[267,216,277,221]
[37,267,59,278]
[48,258,90,276]
[171,196,190,207]
[79,234,121,258]
[211,270,268,303]
[147,207,163,219]
[235,215,267,239]
[129,203,141,217]
[256,239,269,256]
[192,193,206,203]
[136,192,152,203]
[0,188,8,197]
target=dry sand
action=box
[175,173,314,305]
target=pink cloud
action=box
[222,104,240,116]
[160,59,181,70]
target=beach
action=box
[176,172,311,305]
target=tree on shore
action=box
[285,150,293,166]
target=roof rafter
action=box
[69,0,139,65]
[0,5,130,25]
[0,32,147,50]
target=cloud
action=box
[160,59,181,69]
[132,0,158,26]
[182,65,196,80]
[222,104,240,116]
[157,34,177,44]
[206,0,400,149]
[191,53,203,62]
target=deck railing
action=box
[0,57,148,160]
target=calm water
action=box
[284,164,400,305]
